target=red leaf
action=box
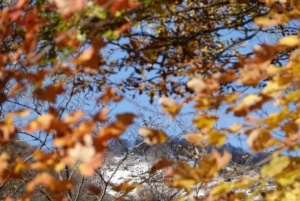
[115,23,134,35]
[110,0,141,15]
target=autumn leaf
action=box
[158,97,183,119]
[278,35,299,47]
[185,133,205,146]
[64,111,85,125]
[112,180,142,193]
[254,17,279,27]
[210,150,231,169]
[262,80,289,97]
[24,114,54,133]
[34,82,65,103]
[98,87,123,104]
[228,94,271,117]
[72,40,105,72]
[88,185,102,195]
[207,130,226,146]
[51,0,87,17]
[247,129,279,151]
[138,127,168,145]
[261,155,290,178]
[26,173,53,193]
[193,115,217,130]
[110,0,141,16]
[115,23,134,35]
[93,108,109,122]
[68,135,95,163]
[186,77,206,93]
[149,157,174,174]
[79,153,103,177]
[0,152,9,180]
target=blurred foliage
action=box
[1,0,300,200]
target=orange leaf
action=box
[34,83,65,103]
[4,197,15,201]
[210,150,231,169]
[185,133,205,146]
[93,108,109,122]
[149,157,174,174]
[138,128,168,145]
[72,40,104,72]
[79,153,103,177]
[98,87,123,104]
[112,180,141,193]
[64,111,85,125]
[115,23,133,35]
[25,114,54,133]
[27,173,53,193]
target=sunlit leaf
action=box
[261,155,290,178]
[278,35,299,47]
[138,128,168,145]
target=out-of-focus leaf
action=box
[110,0,141,16]
[149,157,174,174]
[278,35,299,47]
[98,87,123,104]
[51,0,87,17]
[112,180,141,194]
[186,77,206,93]
[261,155,290,178]
[138,127,168,145]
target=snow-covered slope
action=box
[89,153,275,201]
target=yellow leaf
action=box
[230,123,243,132]
[0,152,9,173]
[207,130,226,146]
[158,97,182,119]
[261,155,290,177]
[254,16,280,27]
[171,179,197,188]
[262,81,289,97]
[211,182,234,195]
[278,35,299,47]
[193,115,217,129]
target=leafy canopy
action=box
[1,0,300,200]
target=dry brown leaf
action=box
[149,157,174,174]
